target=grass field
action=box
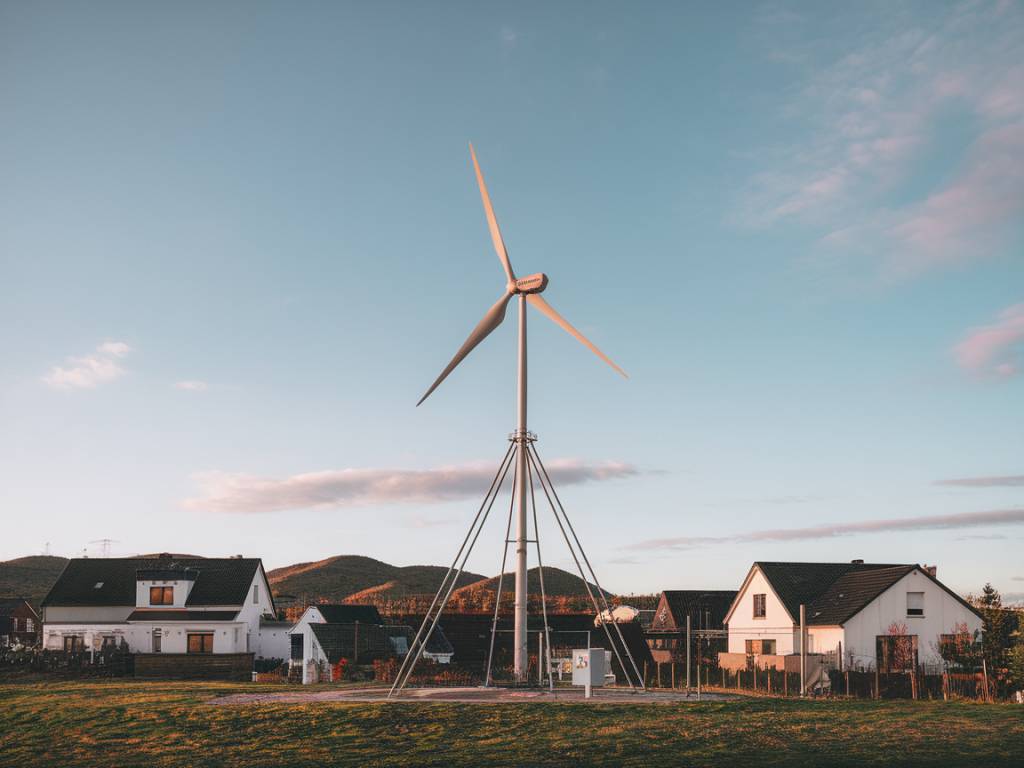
[1,681,1022,767]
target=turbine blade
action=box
[417,292,514,406]
[526,293,628,378]
[470,143,516,284]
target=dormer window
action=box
[150,586,174,606]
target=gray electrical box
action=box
[571,648,606,688]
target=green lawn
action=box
[0,681,1021,767]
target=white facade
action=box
[727,568,799,655]
[839,569,981,668]
[724,563,982,669]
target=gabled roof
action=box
[734,561,982,626]
[314,604,383,624]
[804,565,916,625]
[652,590,737,631]
[41,557,264,608]
[0,598,37,618]
[309,621,434,664]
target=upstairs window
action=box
[906,592,924,617]
[150,586,174,606]
[753,593,767,619]
[26,619,34,633]
[253,584,259,604]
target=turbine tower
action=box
[415,145,626,683]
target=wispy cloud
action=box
[174,380,208,392]
[952,303,1024,378]
[741,2,1024,279]
[42,341,131,390]
[629,507,1024,551]
[936,474,1024,487]
[185,458,639,514]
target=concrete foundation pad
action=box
[208,686,739,706]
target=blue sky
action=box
[1,1,1022,600]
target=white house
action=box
[41,554,280,660]
[721,560,983,674]
[289,604,454,684]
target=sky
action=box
[1,1,1022,601]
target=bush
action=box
[254,657,285,674]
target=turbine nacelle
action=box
[512,272,548,295]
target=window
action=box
[101,635,117,648]
[745,639,776,655]
[753,593,767,618]
[63,635,83,653]
[253,584,259,604]
[94,582,104,589]
[906,592,924,617]
[150,586,174,606]
[187,633,214,654]
[26,619,34,633]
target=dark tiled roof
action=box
[805,566,916,625]
[387,624,454,657]
[41,557,263,607]
[0,598,36,618]
[315,604,383,624]
[136,568,198,581]
[126,610,240,621]
[310,621,417,664]
[654,590,737,631]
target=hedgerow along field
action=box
[0,681,1022,767]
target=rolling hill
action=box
[266,555,486,603]
[0,556,69,605]
[451,566,611,600]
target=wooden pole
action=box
[353,621,359,666]
[799,604,806,697]
[982,659,990,702]
[671,662,675,690]
[686,615,691,690]
[874,666,880,700]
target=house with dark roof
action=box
[721,560,983,673]
[0,598,40,647]
[40,555,285,661]
[289,604,452,683]
[645,590,737,665]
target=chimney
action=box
[923,564,937,578]
[851,559,864,564]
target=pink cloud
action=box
[953,302,1024,377]
[888,123,1024,275]
[185,458,640,513]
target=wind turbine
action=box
[414,144,627,684]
